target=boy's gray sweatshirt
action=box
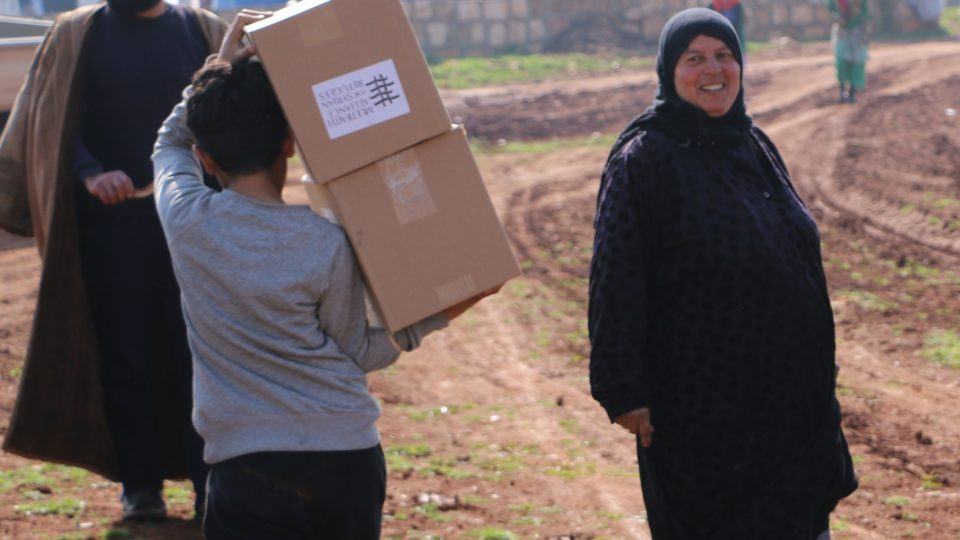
[152,91,447,464]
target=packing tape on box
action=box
[301,174,339,222]
[297,4,344,48]
[435,274,477,306]
[377,148,437,226]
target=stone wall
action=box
[398,0,920,60]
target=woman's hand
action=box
[615,408,654,448]
[217,10,272,63]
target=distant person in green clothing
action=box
[828,0,870,103]
[708,0,747,45]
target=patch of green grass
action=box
[467,528,519,540]
[163,484,192,506]
[384,452,415,473]
[543,461,596,479]
[921,473,945,489]
[387,444,432,458]
[903,260,941,280]
[430,53,651,89]
[513,515,544,526]
[597,510,624,521]
[420,458,475,479]
[459,495,489,507]
[0,464,88,493]
[744,40,778,54]
[506,280,535,298]
[14,497,85,517]
[932,197,960,209]
[874,276,892,287]
[416,502,452,522]
[471,132,617,155]
[839,290,898,313]
[922,330,960,368]
[602,466,637,479]
[509,502,534,514]
[830,517,849,531]
[884,495,911,506]
[384,445,475,479]
[559,417,580,435]
[941,7,960,36]
[383,510,410,524]
[476,453,525,478]
[836,383,854,397]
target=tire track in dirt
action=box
[447,42,960,145]
[756,42,960,261]
[464,301,652,540]
[491,164,656,538]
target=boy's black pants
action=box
[203,446,386,540]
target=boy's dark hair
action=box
[187,59,289,176]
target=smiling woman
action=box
[589,7,858,539]
[673,35,741,118]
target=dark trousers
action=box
[636,441,834,539]
[78,209,207,506]
[204,446,386,540]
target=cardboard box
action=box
[301,175,385,329]
[304,126,522,331]
[246,0,451,184]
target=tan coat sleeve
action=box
[0,21,61,236]
[194,8,228,55]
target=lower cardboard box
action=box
[303,125,522,332]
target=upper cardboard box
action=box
[246,0,451,183]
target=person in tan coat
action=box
[0,0,225,522]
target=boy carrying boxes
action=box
[152,13,495,539]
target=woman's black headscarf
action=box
[606,8,753,161]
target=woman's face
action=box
[673,35,741,118]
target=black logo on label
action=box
[366,74,400,107]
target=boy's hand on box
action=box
[218,10,272,63]
[442,286,502,321]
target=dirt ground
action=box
[1,40,959,539]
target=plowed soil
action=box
[1,40,959,539]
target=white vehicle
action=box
[0,15,52,131]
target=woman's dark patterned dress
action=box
[589,127,857,538]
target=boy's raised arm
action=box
[152,89,211,235]
[318,235,447,373]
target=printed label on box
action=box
[311,59,411,140]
